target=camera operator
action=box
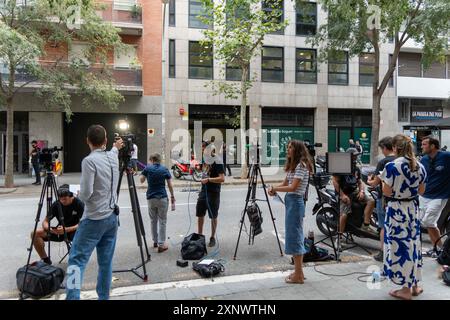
[196,142,225,247]
[30,140,41,185]
[30,185,84,265]
[332,148,375,246]
[367,137,396,262]
[66,125,123,300]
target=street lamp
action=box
[117,119,130,132]
[161,0,169,164]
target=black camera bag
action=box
[181,233,207,260]
[16,261,64,299]
[193,261,224,278]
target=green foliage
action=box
[199,0,289,99]
[0,0,127,115]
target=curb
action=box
[0,188,18,195]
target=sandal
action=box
[285,275,304,284]
[389,289,412,300]
[412,287,423,297]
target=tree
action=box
[199,0,288,178]
[0,0,126,187]
[305,0,450,164]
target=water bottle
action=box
[308,230,315,242]
[171,197,175,211]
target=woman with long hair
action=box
[380,134,427,300]
[269,140,313,284]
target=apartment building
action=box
[0,0,163,173]
[397,38,450,152]
[163,0,399,165]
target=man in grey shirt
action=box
[66,124,123,300]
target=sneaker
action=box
[42,257,52,265]
[423,248,442,258]
[373,251,383,262]
[208,237,216,247]
[158,245,168,253]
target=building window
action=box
[114,45,138,68]
[398,98,410,122]
[389,54,395,87]
[226,62,249,82]
[69,43,90,66]
[359,53,375,86]
[398,52,421,77]
[296,49,317,84]
[169,39,175,78]
[262,0,284,34]
[189,41,213,80]
[262,46,284,82]
[296,1,317,36]
[169,0,176,26]
[423,59,446,79]
[189,0,211,29]
[328,51,348,85]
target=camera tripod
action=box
[20,170,69,299]
[233,146,283,260]
[113,157,151,281]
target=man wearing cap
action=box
[30,184,84,265]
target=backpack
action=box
[181,233,207,260]
[192,261,225,279]
[437,237,450,266]
[16,261,65,299]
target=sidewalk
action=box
[46,257,450,300]
[0,167,286,195]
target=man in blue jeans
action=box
[66,125,123,300]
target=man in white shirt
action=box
[131,143,138,174]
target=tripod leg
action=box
[20,175,49,299]
[233,167,255,260]
[126,171,149,281]
[130,173,150,258]
[258,166,284,256]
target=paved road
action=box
[0,178,435,299]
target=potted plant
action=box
[130,4,142,21]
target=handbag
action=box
[181,233,207,260]
[16,261,65,299]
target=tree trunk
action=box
[4,99,14,188]
[240,66,248,179]
[370,94,381,166]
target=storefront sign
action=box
[411,110,443,121]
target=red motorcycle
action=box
[171,157,202,182]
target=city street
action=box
[1,173,444,300]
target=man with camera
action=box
[30,140,41,185]
[30,184,84,265]
[332,149,375,246]
[66,125,123,300]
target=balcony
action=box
[98,1,143,36]
[1,62,143,95]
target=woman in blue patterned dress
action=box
[380,134,427,300]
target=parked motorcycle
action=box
[311,157,379,242]
[171,157,202,182]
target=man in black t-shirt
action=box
[367,137,395,261]
[30,140,41,185]
[196,143,225,247]
[30,185,84,265]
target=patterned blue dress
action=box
[380,157,427,288]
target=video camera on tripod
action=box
[304,140,322,158]
[114,133,135,162]
[39,147,63,171]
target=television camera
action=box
[38,147,63,171]
[114,133,135,163]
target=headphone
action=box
[58,184,73,198]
